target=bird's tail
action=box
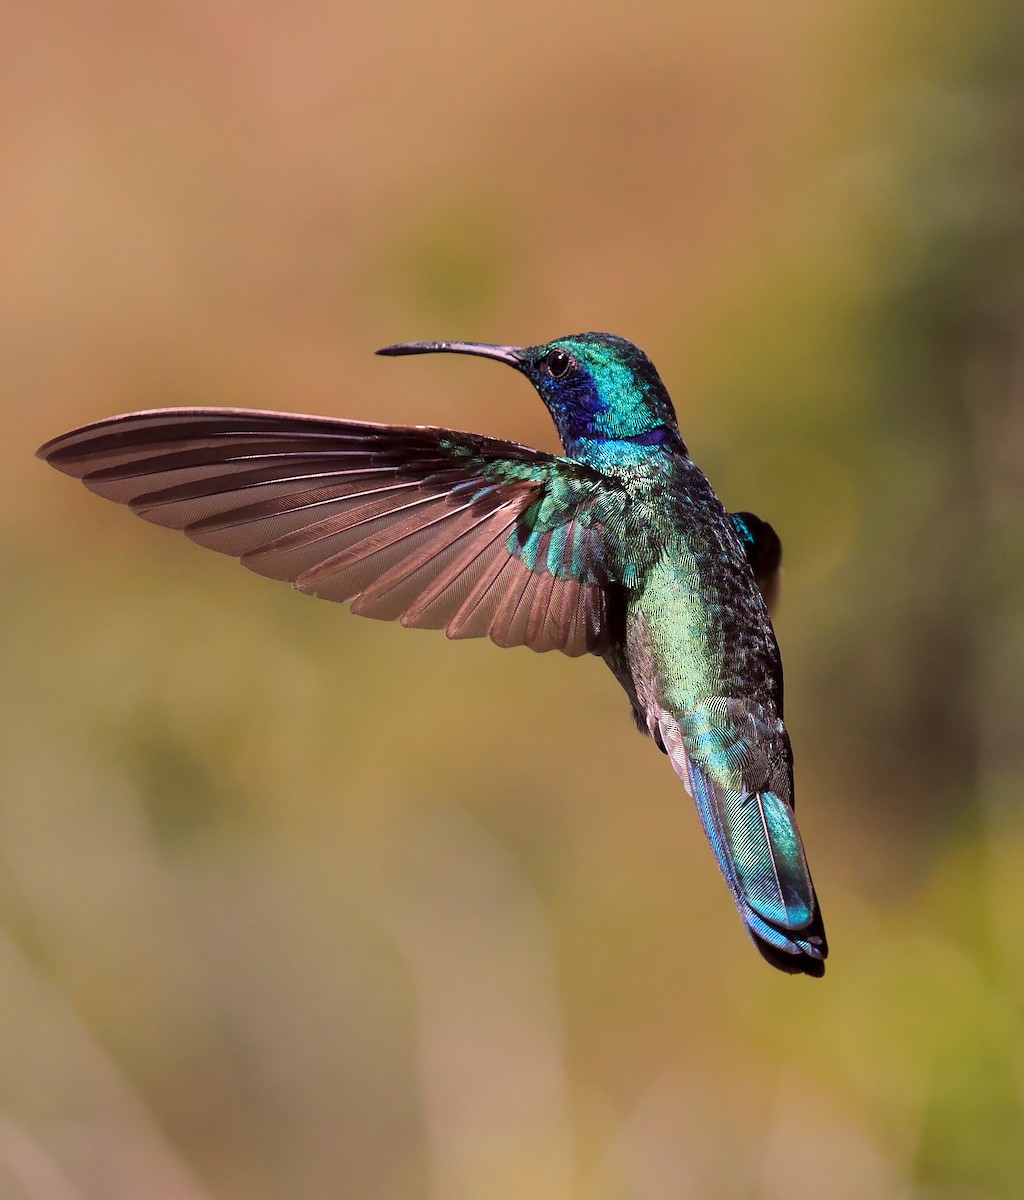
[658,717,827,976]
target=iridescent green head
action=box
[378,333,684,454]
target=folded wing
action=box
[731,511,782,613]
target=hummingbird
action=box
[38,333,827,975]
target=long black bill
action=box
[376,340,525,369]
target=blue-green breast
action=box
[616,457,789,794]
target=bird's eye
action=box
[545,349,573,379]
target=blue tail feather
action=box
[659,715,827,976]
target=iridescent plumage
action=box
[38,333,827,975]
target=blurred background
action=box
[3,1,1024,1197]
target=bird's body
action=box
[39,332,827,975]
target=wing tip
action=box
[36,431,79,467]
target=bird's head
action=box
[378,332,684,455]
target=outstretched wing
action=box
[38,408,620,656]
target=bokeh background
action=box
[4,2,1024,1197]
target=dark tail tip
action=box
[754,936,826,977]
[750,904,828,978]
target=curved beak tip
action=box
[375,342,432,357]
[376,341,525,367]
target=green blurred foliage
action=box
[3,1,1024,1197]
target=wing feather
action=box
[731,511,782,613]
[39,408,619,657]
